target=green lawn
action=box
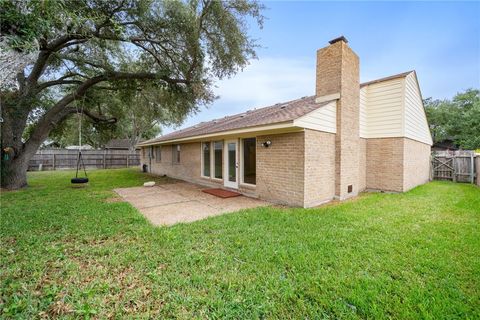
[1,169,479,319]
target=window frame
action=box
[172,144,181,164]
[240,137,257,187]
[201,142,211,178]
[155,146,161,163]
[212,141,223,181]
[149,146,154,159]
[200,140,224,180]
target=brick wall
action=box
[366,137,404,192]
[365,137,431,192]
[316,39,360,200]
[141,142,221,188]
[358,138,367,192]
[304,129,336,207]
[256,132,305,206]
[403,138,431,191]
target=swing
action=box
[71,99,89,184]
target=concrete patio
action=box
[114,182,271,226]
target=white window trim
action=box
[201,142,211,178]
[201,141,224,181]
[239,137,257,187]
[212,140,223,181]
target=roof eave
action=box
[136,121,299,147]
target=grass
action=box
[1,168,479,319]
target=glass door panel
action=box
[224,140,238,188]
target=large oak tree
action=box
[0,0,263,189]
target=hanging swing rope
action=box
[72,97,89,184]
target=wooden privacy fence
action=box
[28,149,140,171]
[431,150,477,183]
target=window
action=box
[200,140,223,179]
[155,146,161,162]
[172,145,180,163]
[213,141,223,179]
[202,142,210,177]
[149,146,154,159]
[142,147,146,158]
[242,138,256,185]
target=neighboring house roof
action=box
[105,139,132,149]
[138,71,414,147]
[65,144,94,150]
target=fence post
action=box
[52,154,56,170]
[470,153,474,184]
[103,150,106,169]
[452,156,456,182]
[126,154,129,168]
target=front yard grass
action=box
[1,168,479,319]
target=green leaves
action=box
[1,0,264,189]
[425,89,480,149]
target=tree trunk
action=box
[1,156,29,189]
[1,99,31,189]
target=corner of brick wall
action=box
[256,132,305,206]
[303,129,336,207]
[402,138,431,191]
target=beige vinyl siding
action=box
[293,101,336,133]
[359,87,368,137]
[363,78,405,138]
[404,73,433,145]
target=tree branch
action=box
[23,70,189,156]
[81,109,117,124]
[36,73,85,91]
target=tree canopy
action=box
[0,0,264,188]
[424,88,480,150]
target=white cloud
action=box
[162,56,316,134]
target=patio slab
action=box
[114,181,270,226]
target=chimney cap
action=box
[329,36,348,45]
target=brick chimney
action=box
[316,36,360,199]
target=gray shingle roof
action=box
[139,71,413,146]
[140,96,330,145]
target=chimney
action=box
[316,36,360,199]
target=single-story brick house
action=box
[138,36,432,207]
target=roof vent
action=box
[280,105,286,109]
[329,35,348,45]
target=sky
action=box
[163,1,480,135]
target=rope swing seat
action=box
[71,99,89,185]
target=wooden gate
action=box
[432,156,455,180]
[431,150,476,183]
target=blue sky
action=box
[163,1,480,134]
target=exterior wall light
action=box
[262,140,272,148]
